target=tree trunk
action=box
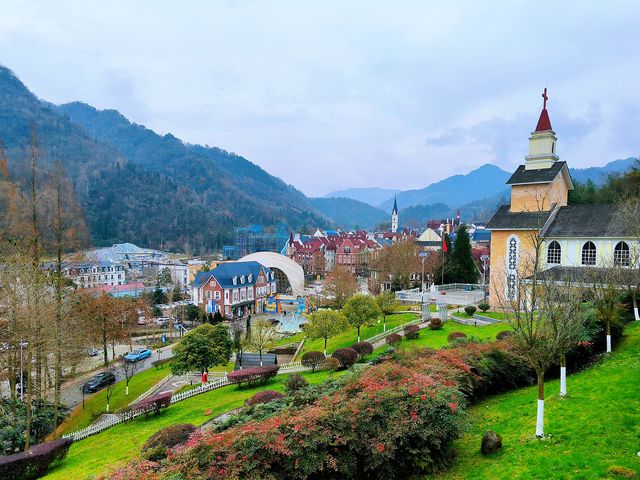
[559,355,567,397]
[357,326,361,343]
[606,320,612,353]
[383,314,386,332]
[324,338,328,356]
[633,295,639,321]
[102,321,109,366]
[536,369,545,438]
[259,350,263,366]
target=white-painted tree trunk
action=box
[560,366,567,397]
[634,307,640,322]
[106,403,110,413]
[606,334,612,353]
[535,399,544,437]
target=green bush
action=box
[478,303,490,313]
[284,374,308,395]
[142,424,197,461]
[464,305,477,316]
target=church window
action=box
[614,241,630,267]
[505,235,520,301]
[547,241,561,265]
[581,241,597,266]
[507,235,519,271]
[552,141,555,153]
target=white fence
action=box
[395,284,487,306]
[366,317,423,345]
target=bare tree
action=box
[120,356,143,396]
[245,319,276,366]
[321,267,359,309]
[104,368,117,413]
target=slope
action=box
[310,197,387,230]
[323,187,401,207]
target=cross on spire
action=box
[542,87,548,109]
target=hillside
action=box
[310,197,387,230]
[397,202,452,228]
[570,156,638,184]
[0,65,328,251]
[323,187,401,207]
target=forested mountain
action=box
[310,197,387,230]
[323,187,401,206]
[0,65,328,252]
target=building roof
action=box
[543,204,631,238]
[506,161,567,185]
[392,198,398,214]
[535,108,552,132]
[532,266,638,285]
[486,205,552,230]
[471,229,492,242]
[235,353,278,370]
[192,261,272,288]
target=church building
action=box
[486,89,638,309]
[391,198,399,233]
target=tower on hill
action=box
[391,198,399,233]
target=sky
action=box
[1,1,638,197]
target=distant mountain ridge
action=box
[323,187,401,206]
[310,197,387,230]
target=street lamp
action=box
[480,255,490,301]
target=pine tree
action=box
[450,226,477,283]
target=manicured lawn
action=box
[435,322,640,480]
[476,311,508,320]
[55,364,172,436]
[45,370,342,480]
[379,320,510,352]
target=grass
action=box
[54,364,172,436]
[475,311,508,320]
[435,322,640,480]
[45,369,343,480]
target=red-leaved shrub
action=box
[404,324,420,339]
[301,351,325,372]
[496,330,514,341]
[245,390,285,406]
[142,424,197,461]
[227,365,279,387]
[0,438,72,480]
[350,341,374,358]
[331,348,358,369]
[448,331,467,342]
[385,333,402,345]
[429,318,443,330]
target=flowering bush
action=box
[300,351,325,372]
[404,324,420,339]
[429,318,443,330]
[245,390,285,406]
[142,424,197,461]
[448,331,467,342]
[0,438,72,480]
[226,365,279,387]
[331,348,358,369]
[350,341,374,359]
[385,333,402,345]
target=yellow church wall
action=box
[510,174,568,212]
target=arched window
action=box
[506,235,520,300]
[547,241,561,265]
[614,241,630,267]
[581,241,597,266]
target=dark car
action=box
[82,371,116,393]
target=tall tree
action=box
[245,319,277,366]
[171,324,233,374]
[375,291,397,333]
[322,267,359,309]
[342,294,381,343]
[304,309,348,355]
[449,225,477,284]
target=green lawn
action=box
[55,364,172,436]
[45,370,342,480]
[475,311,508,320]
[275,313,420,356]
[435,322,640,480]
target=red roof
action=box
[535,108,552,132]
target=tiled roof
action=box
[235,353,277,370]
[486,205,552,230]
[544,204,631,237]
[506,161,567,185]
[192,261,272,288]
[535,108,552,132]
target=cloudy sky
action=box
[1,1,638,196]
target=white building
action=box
[65,261,126,288]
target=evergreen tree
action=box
[450,226,477,283]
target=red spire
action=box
[535,87,552,132]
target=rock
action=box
[480,430,502,455]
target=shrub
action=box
[403,324,420,340]
[448,331,467,342]
[605,466,638,479]
[0,438,73,480]
[350,341,374,359]
[142,424,197,461]
[385,333,402,345]
[245,390,285,407]
[464,305,477,316]
[124,391,173,420]
[331,348,358,369]
[323,357,341,372]
[227,365,279,387]
[429,318,443,330]
[478,303,490,313]
[496,330,515,341]
[301,351,325,372]
[285,374,308,395]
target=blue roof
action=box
[192,261,272,288]
[472,230,491,242]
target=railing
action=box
[365,317,423,345]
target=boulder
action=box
[480,430,502,455]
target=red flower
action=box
[376,443,385,453]
[448,402,458,414]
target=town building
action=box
[486,89,638,308]
[64,261,126,288]
[191,261,277,317]
[224,224,289,259]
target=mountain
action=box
[379,164,511,211]
[0,65,328,252]
[570,157,638,185]
[323,187,401,207]
[397,203,452,228]
[310,197,387,230]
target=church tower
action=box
[391,198,399,233]
[525,88,559,171]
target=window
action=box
[248,274,253,283]
[547,241,561,265]
[240,275,245,284]
[581,241,596,266]
[233,276,237,285]
[206,290,212,300]
[614,241,630,267]
[214,291,221,300]
[506,235,520,301]
[552,141,555,153]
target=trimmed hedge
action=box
[404,324,420,339]
[142,424,197,461]
[350,341,374,359]
[478,303,490,312]
[227,365,279,387]
[123,391,172,420]
[0,438,73,480]
[301,351,326,372]
[464,305,477,316]
[245,390,286,406]
[429,318,443,330]
[331,348,358,369]
[323,357,341,371]
[385,333,402,345]
[448,331,467,342]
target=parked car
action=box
[86,347,99,357]
[137,316,147,325]
[124,348,152,363]
[155,317,169,327]
[82,371,116,393]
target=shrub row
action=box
[350,341,374,358]
[142,424,197,461]
[226,365,279,386]
[0,438,73,480]
[300,351,325,371]
[122,391,173,420]
[245,390,285,406]
[331,348,358,369]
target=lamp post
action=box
[480,255,489,301]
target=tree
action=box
[322,267,359,308]
[372,238,421,291]
[449,226,478,283]
[120,356,143,396]
[245,319,277,366]
[589,267,625,353]
[157,268,172,286]
[171,324,233,374]
[212,311,224,324]
[304,309,348,355]
[375,291,396,332]
[185,304,201,323]
[151,286,167,305]
[341,294,381,342]
[433,233,454,285]
[105,369,116,413]
[230,321,245,369]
